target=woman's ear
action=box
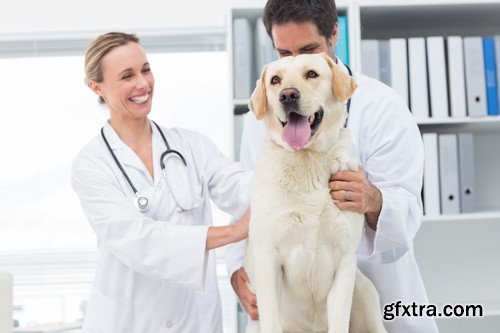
[322,53,357,102]
[248,65,268,120]
[88,80,103,99]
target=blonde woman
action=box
[72,32,251,332]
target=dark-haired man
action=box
[227,0,439,332]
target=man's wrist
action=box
[365,185,382,230]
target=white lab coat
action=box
[226,61,439,333]
[72,120,252,333]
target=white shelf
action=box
[483,302,500,317]
[432,301,500,317]
[417,116,500,126]
[418,116,500,133]
[423,211,500,223]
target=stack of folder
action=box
[422,132,476,216]
[361,36,500,120]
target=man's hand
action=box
[231,267,259,320]
[329,165,382,230]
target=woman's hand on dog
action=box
[329,165,382,230]
[231,267,259,320]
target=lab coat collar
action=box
[101,120,126,150]
[101,119,161,185]
[335,56,350,76]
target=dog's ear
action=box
[248,65,268,120]
[322,54,357,102]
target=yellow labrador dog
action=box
[244,54,387,333]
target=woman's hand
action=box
[206,208,251,250]
[231,208,251,243]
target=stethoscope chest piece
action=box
[133,196,149,211]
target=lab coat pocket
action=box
[358,246,415,305]
[82,288,132,333]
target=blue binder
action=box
[335,16,349,65]
[483,37,499,116]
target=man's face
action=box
[271,21,337,58]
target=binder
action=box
[233,18,252,99]
[255,17,278,79]
[426,36,449,119]
[495,36,500,110]
[458,133,476,213]
[447,36,467,118]
[379,40,391,86]
[439,134,460,214]
[389,38,409,105]
[463,37,487,117]
[335,15,349,65]
[408,37,430,120]
[234,113,245,161]
[483,37,499,116]
[361,39,380,80]
[422,133,440,216]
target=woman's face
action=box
[91,42,154,120]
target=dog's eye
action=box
[306,70,319,79]
[270,75,281,85]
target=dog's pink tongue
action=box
[282,113,311,150]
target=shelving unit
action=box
[228,1,500,332]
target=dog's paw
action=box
[331,153,358,174]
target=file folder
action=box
[447,36,467,118]
[458,133,476,213]
[439,134,460,214]
[255,17,277,79]
[389,38,409,105]
[408,37,430,120]
[427,36,449,119]
[361,39,380,81]
[483,37,499,116]
[379,40,391,86]
[464,37,487,117]
[423,133,440,216]
[335,16,349,65]
[495,36,500,110]
[233,18,252,99]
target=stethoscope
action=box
[101,121,199,212]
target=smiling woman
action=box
[0,33,239,330]
[72,32,251,332]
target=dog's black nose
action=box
[279,88,300,104]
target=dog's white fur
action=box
[245,54,387,333]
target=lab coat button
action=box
[166,321,173,328]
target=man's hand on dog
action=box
[231,267,259,320]
[329,165,383,230]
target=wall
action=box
[1,0,267,35]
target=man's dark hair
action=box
[263,0,338,42]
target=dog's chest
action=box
[276,211,347,294]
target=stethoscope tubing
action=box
[100,121,197,212]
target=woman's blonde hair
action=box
[84,32,139,103]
